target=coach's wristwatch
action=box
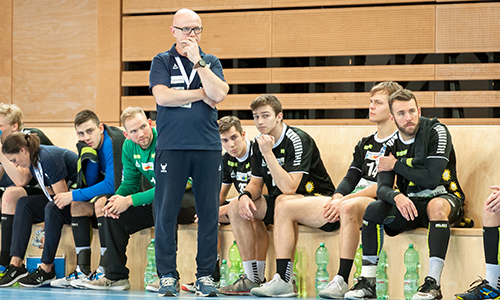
[194,58,206,69]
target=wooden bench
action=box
[1,124,496,298]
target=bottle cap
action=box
[409,244,413,248]
[222,259,227,264]
[320,242,325,247]
[151,238,155,242]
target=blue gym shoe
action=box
[195,276,219,297]
[158,276,180,297]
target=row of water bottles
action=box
[316,243,419,299]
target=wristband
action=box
[238,191,252,201]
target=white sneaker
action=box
[251,273,297,297]
[84,276,130,290]
[318,275,349,298]
[146,278,160,293]
[70,269,104,289]
[50,267,89,288]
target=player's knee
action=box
[93,196,107,217]
[70,201,92,217]
[363,200,388,224]
[227,199,240,220]
[427,198,450,219]
[339,200,358,219]
[2,187,25,209]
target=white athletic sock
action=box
[243,260,257,283]
[75,246,90,254]
[100,247,107,256]
[97,265,105,274]
[427,257,445,286]
[485,263,500,289]
[360,265,377,279]
[257,261,266,282]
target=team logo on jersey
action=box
[281,149,285,154]
[442,169,451,181]
[135,161,141,168]
[396,149,408,157]
[365,151,383,161]
[133,154,141,159]
[364,144,373,150]
[277,157,284,166]
[261,159,267,167]
[173,64,179,69]
[236,172,249,182]
[142,162,154,171]
[305,181,314,193]
[230,170,236,179]
[245,162,250,169]
[160,163,168,173]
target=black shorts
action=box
[319,221,340,232]
[262,195,275,225]
[383,193,464,237]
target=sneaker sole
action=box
[181,287,195,293]
[0,272,28,287]
[85,285,130,291]
[146,286,159,293]
[195,290,219,297]
[220,291,252,296]
[158,290,179,297]
[19,279,54,288]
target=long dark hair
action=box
[2,132,41,166]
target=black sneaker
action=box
[454,278,500,300]
[0,264,28,287]
[18,266,56,288]
[412,276,443,300]
[344,276,376,299]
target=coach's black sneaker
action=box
[344,276,376,299]
[454,278,500,300]
[412,276,443,300]
[18,266,55,287]
[0,264,28,287]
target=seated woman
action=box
[0,132,78,287]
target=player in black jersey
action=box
[315,81,401,299]
[454,188,500,300]
[346,89,465,300]
[216,116,270,295]
[224,94,335,297]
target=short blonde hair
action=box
[121,107,147,130]
[0,103,24,131]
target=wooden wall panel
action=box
[273,5,435,57]
[123,0,271,14]
[435,63,500,80]
[0,0,12,104]
[272,65,435,83]
[436,3,500,53]
[122,63,499,87]
[123,11,272,61]
[273,0,435,7]
[435,91,500,107]
[96,0,121,124]
[12,0,97,123]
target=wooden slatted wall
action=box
[122,1,500,125]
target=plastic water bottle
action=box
[228,241,242,284]
[293,251,300,294]
[315,243,329,297]
[376,249,389,299]
[353,244,363,283]
[144,238,158,289]
[403,244,419,300]
[219,259,229,287]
